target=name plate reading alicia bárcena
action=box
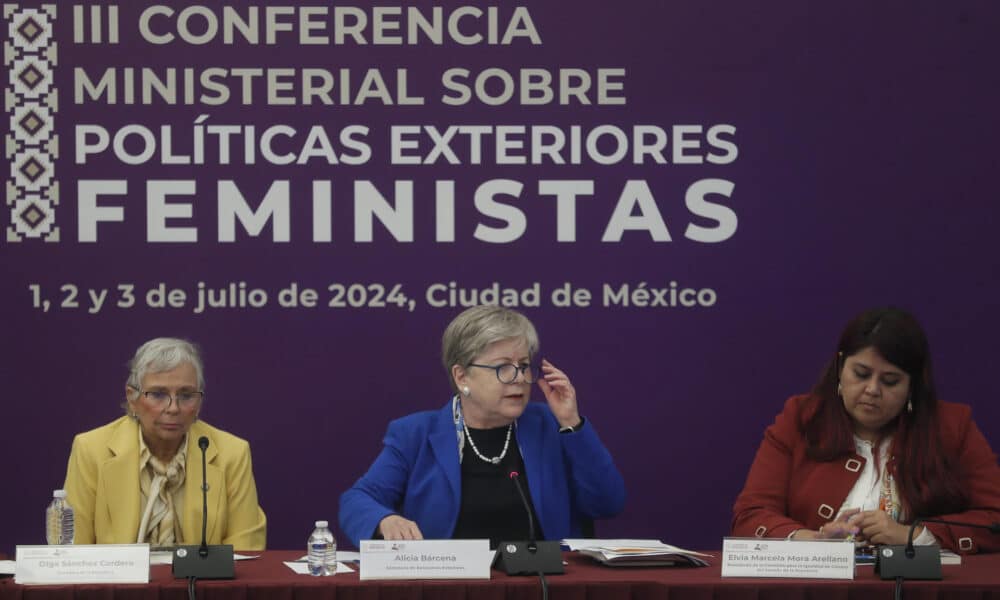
[15,544,150,584]
[360,539,492,580]
[721,538,854,579]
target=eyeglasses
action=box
[139,389,204,408]
[468,363,540,384]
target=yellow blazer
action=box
[63,416,267,550]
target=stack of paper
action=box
[564,539,712,567]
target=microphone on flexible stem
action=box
[172,436,235,580]
[876,517,1000,581]
[905,518,1000,557]
[509,471,538,550]
[494,471,564,576]
[198,436,210,558]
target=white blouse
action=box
[838,435,936,546]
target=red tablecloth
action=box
[2,550,999,599]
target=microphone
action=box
[172,435,235,580]
[198,436,210,558]
[508,471,537,548]
[876,517,1000,581]
[493,470,564,576]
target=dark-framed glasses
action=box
[468,363,540,384]
[141,389,204,408]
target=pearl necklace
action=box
[462,420,513,465]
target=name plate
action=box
[721,538,854,579]
[360,539,492,580]
[15,544,150,584]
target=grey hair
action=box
[441,305,539,392]
[124,338,205,406]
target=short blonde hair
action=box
[441,306,539,391]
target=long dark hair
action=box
[802,307,967,518]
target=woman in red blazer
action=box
[732,307,1000,553]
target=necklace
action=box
[462,420,513,465]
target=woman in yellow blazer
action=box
[63,338,266,550]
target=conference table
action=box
[2,550,999,599]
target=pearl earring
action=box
[462,386,470,396]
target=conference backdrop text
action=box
[2,1,998,550]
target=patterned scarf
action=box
[137,434,187,545]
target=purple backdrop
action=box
[2,1,999,553]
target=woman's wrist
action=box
[788,528,816,540]
[558,415,585,433]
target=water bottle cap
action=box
[315,520,328,528]
[53,490,67,498]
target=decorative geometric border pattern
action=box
[4,3,58,242]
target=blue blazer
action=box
[339,401,625,548]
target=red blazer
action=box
[732,395,1000,553]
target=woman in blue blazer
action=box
[339,305,625,548]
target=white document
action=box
[360,539,492,580]
[564,538,671,550]
[283,561,355,575]
[721,538,855,579]
[0,560,15,575]
[564,538,712,567]
[333,550,361,562]
[15,544,150,584]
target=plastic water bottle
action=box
[45,489,74,545]
[307,520,336,576]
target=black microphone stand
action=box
[495,471,564,578]
[875,518,1000,599]
[173,436,235,581]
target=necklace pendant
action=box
[491,457,500,465]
